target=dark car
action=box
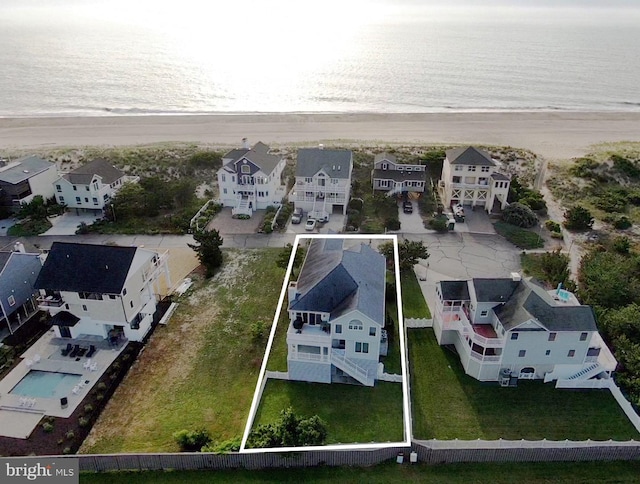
[291,208,303,224]
[403,201,413,214]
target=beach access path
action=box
[2,112,640,160]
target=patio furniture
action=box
[27,398,36,408]
[24,359,33,368]
[86,345,97,358]
[69,344,81,358]
[60,397,68,409]
[77,347,87,357]
[19,397,27,406]
[78,380,86,389]
[90,362,98,372]
[83,359,92,369]
[33,354,41,364]
[72,386,80,395]
[61,343,73,356]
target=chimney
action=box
[511,272,521,282]
[318,144,324,150]
[13,242,26,253]
[242,137,250,150]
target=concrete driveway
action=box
[41,212,102,236]
[206,207,264,235]
[397,200,425,234]
[460,209,496,235]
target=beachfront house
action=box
[371,153,426,195]
[34,242,170,343]
[216,140,287,217]
[432,274,617,387]
[286,238,387,386]
[438,146,510,212]
[0,244,43,342]
[0,155,58,208]
[53,159,129,215]
[291,147,353,221]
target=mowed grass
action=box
[409,329,638,441]
[253,379,404,445]
[494,222,543,249]
[80,460,640,484]
[400,270,431,319]
[81,249,286,453]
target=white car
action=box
[452,204,465,216]
[304,218,317,231]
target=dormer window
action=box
[241,165,250,174]
[382,163,388,170]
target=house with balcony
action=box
[0,155,58,208]
[433,274,617,387]
[53,159,129,214]
[438,146,510,212]
[371,153,426,196]
[0,245,43,342]
[34,242,170,343]
[286,238,387,386]
[217,140,287,217]
[291,148,353,221]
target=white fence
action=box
[189,199,216,231]
[405,318,433,328]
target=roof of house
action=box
[374,153,397,163]
[496,279,597,332]
[439,280,470,301]
[490,172,510,181]
[472,278,520,303]
[62,159,125,185]
[35,242,138,294]
[290,239,385,323]
[222,141,282,175]
[296,149,353,179]
[50,311,80,327]
[372,169,426,183]
[0,156,54,184]
[446,147,495,166]
[0,252,11,272]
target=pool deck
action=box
[0,329,127,439]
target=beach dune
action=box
[1,112,640,160]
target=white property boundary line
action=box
[240,233,411,453]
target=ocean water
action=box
[0,1,639,117]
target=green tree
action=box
[110,182,147,221]
[501,202,538,228]
[563,205,594,231]
[188,229,224,278]
[600,304,640,342]
[379,239,429,272]
[276,243,306,278]
[247,407,327,448]
[17,195,48,220]
[537,249,571,288]
[578,250,640,309]
[612,236,631,254]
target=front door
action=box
[59,326,72,338]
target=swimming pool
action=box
[10,370,82,399]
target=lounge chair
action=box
[86,345,96,358]
[61,343,73,356]
[19,397,27,406]
[24,359,33,367]
[27,398,36,408]
[77,347,87,357]
[69,344,81,358]
[83,359,92,369]
[90,362,98,372]
[72,386,80,395]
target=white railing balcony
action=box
[37,295,64,308]
[289,351,329,363]
[440,309,504,348]
[287,323,331,345]
[469,349,502,363]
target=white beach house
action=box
[371,153,427,195]
[0,155,58,208]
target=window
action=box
[130,301,134,308]
[356,342,362,352]
[481,166,490,172]
[355,342,369,353]
[568,349,576,357]
[73,186,77,191]
[8,295,15,307]
[93,197,98,205]
[518,350,526,357]
[545,349,551,356]
[221,174,226,182]
[580,332,588,341]
[369,327,376,336]
[331,178,338,184]
[84,197,89,203]
[75,197,81,203]
[109,295,116,300]
[94,182,99,190]
[305,177,313,183]
[85,186,90,191]
[231,176,235,182]
[468,166,476,172]
[480,310,488,317]
[82,305,87,311]
[548,332,557,341]
[511,333,519,340]
[382,163,388,170]
[454,165,463,171]
[241,164,250,174]
[123,288,127,296]
[335,324,342,334]
[56,184,61,192]
[349,320,363,331]
[58,196,64,203]
[79,292,102,300]
[452,176,461,183]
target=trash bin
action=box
[60,397,68,409]
[448,219,455,230]
[396,452,404,464]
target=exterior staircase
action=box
[232,196,252,217]
[331,348,374,386]
[385,182,404,197]
[566,363,602,380]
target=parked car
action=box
[291,208,303,224]
[304,218,317,231]
[403,201,413,214]
[452,203,465,216]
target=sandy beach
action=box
[1,112,640,160]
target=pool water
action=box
[10,370,82,399]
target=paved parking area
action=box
[286,213,345,234]
[206,207,264,235]
[398,200,425,234]
[455,209,495,235]
[42,212,102,236]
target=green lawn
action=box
[252,379,404,445]
[80,460,640,484]
[400,270,431,319]
[409,329,638,441]
[265,310,289,372]
[82,249,286,453]
[494,222,543,249]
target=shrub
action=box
[66,430,75,440]
[612,236,631,254]
[563,206,594,231]
[551,232,564,239]
[385,217,401,231]
[612,154,640,178]
[62,447,72,455]
[57,439,64,445]
[348,198,364,211]
[79,417,89,428]
[97,382,107,391]
[173,428,212,452]
[96,393,104,401]
[201,437,242,454]
[428,217,449,232]
[593,188,628,213]
[502,202,538,228]
[42,422,54,433]
[545,220,561,233]
[84,404,94,413]
[606,215,633,230]
[251,321,267,342]
[570,157,599,178]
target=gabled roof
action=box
[372,169,425,183]
[446,147,495,166]
[496,279,597,332]
[0,252,11,272]
[0,156,54,184]
[35,242,137,294]
[472,278,520,303]
[62,159,125,185]
[374,153,397,163]
[296,149,352,179]
[222,142,281,175]
[439,280,470,301]
[290,239,385,323]
[50,311,80,327]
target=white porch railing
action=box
[331,348,373,386]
